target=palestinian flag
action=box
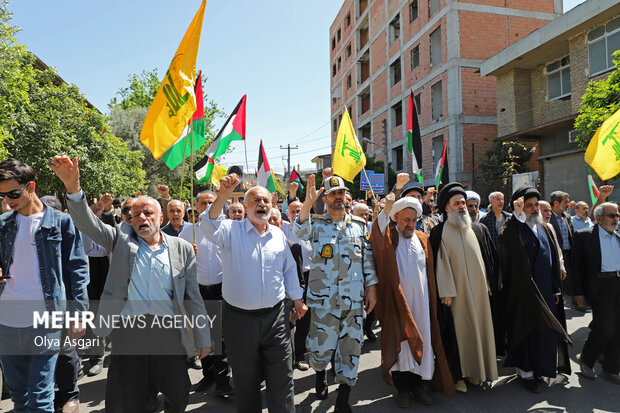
[408,90,423,184]
[160,72,206,169]
[204,95,247,160]
[288,168,304,189]
[257,140,277,193]
[435,138,448,189]
[194,156,216,184]
[586,165,600,206]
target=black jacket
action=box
[572,224,620,300]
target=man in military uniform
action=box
[295,172,378,413]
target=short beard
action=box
[526,213,543,226]
[249,205,271,225]
[448,210,472,229]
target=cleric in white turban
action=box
[466,191,481,221]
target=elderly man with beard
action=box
[228,202,245,221]
[499,187,571,393]
[51,156,211,413]
[200,175,307,413]
[573,202,620,384]
[370,194,455,407]
[295,174,378,413]
[429,183,498,392]
[466,191,481,221]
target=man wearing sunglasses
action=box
[573,201,620,385]
[0,158,89,413]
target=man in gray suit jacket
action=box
[51,155,211,413]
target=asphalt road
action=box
[2,297,619,412]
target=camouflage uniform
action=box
[294,213,378,386]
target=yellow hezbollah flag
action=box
[333,107,366,182]
[209,162,228,186]
[585,107,620,180]
[272,171,287,196]
[140,0,207,159]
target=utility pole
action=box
[280,144,298,179]
[382,119,388,188]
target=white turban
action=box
[466,190,480,205]
[389,197,423,221]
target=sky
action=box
[9,0,586,174]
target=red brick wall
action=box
[373,70,388,109]
[461,68,497,117]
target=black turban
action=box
[510,185,541,209]
[437,182,466,215]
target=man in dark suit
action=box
[548,191,578,306]
[573,202,620,384]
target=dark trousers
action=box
[105,316,190,413]
[561,249,573,295]
[293,271,310,362]
[54,344,80,408]
[223,300,295,413]
[391,371,422,393]
[87,256,109,362]
[199,283,229,385]
[582,278,620,374]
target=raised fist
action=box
[395,173,409,189]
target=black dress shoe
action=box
[194,375,215,393]
[519,377,544,393]
[411,382,433,405]
[214,380,234,397]
[315,370,328,400]
[394,390,412,408]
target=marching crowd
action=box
[0,155,619,413]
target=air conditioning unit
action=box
[568,130,579,143]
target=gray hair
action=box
[594,202,618,218]
[244,186,269,201]
[195,190,216,204]
[488,191,504,203]
[353,203,369,215]
[134,195,162,214]
[550,191,569,206]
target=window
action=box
[337,28,342,42]
[338,57,342,70]
[432,135,446,177]
[332,37,336,50]
[392,145,404,171]
[588,17,620,76]
[429,27,442,67]
[348,105,354,118]
[346,43,352,58]
[414,93,421,115]
[392,101,403,127]
[410,45,420,71]
[389,14,401,45]
[346,13,351,27]
[390,58,401,86]
[359,88,371,114]
[333,118,338,132]
[431,80,443,121]
[547,56,571,100]
[429,0,440,17]
[332,64,337,77]
[347,74,352,89]
[409,1,418,23]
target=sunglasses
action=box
[121,207,132,215]
[604,214,620,219]
[0,182,31,199]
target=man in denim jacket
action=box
[0,158,89,413]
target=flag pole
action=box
[243,140,250,181]
[179,127,189,198]
[190,126,196,245]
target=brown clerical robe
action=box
[436,221,498,382]
[371,219,455,396]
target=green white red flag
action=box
[408,90,423,184]
[257,140,277,193]
[288,168,304,189]
[435,139,447,189]
[161,72,205,169]
[586,165,600,205]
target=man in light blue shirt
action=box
[200,174,306,413]
[572,201,594,232]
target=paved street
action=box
[2,298,619,412]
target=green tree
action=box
[0,2,145,197]
[347,155,396,200]
[574,51,620,149]
[478,137,535,185]
[109,69,225,199]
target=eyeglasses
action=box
[121,207,132,215]
[0,182,31,199]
